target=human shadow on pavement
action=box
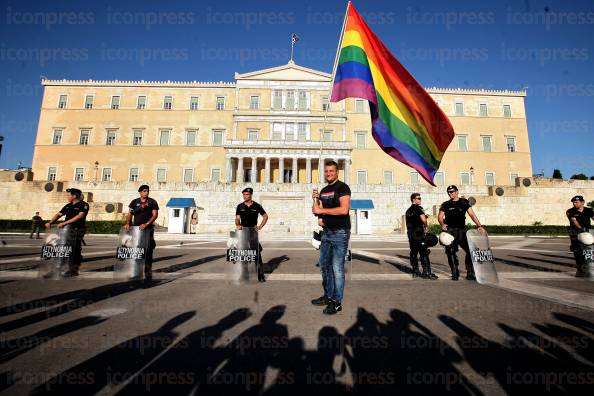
[0,281,157,332]
[496,257,563,272]
[30,311,196,395]
[0,289,86,317]
[511,255,576,268]
[154,254,227,273]
[440,314,594,395]
[263,255,289,274]
[0,315,107,364]
[87,255,185,272]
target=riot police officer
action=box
[45,188,89,277]
[566,195,594,277]
[405,193,437,279]
[235,187,268,282]
[438,185,485,281]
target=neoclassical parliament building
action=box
[32,61,532,188]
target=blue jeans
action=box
[319,228,350,304]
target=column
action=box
[264,157,271,183]
[306,158,312,184]
[237,157,244,183]
[278,157,284,183]
[225,157,232,182]
[318,158,324,184]
[251,157,257,183]
[292,157,298,183]
[344,158,351,184]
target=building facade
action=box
[32,61,532,187]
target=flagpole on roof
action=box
[318,1,351,183]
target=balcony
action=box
[224,140,352,150]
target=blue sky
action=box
[1,0,593,178]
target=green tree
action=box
[570,173,588,180]
[552,169,563,179]
[590,176,594,180]
[588,200,594,209]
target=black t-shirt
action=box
[406,204,426,230]
[319,180,351,230]
[32,215,43,225]
[439,198,471,229]
[236,201,266,227]
[129,198,159,227]
[566,207,593,230]
[59,200,89,228]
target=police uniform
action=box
[405,203,437,279]
[236,188,266,281]
[566,195,594,277]
[58,190,89,274]
[128,195,159,279]
[439,192,475,280]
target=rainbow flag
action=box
[330,3,454,185]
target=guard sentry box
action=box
[466,229,499,284]
[39,225,78,280]
[114,226,149,280]
[226,227,259,283]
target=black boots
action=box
[410,254,422,278]
[420,254,438,280]
[447,252,460,281]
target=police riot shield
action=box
[39,225,78,279]
[466,229,499,284]
[226,227,259,284]
[579,230,594,280]
[114,226,149,280]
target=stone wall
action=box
[1,170,593,234]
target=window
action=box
[286,90,295,110]
[159,130,170,146]
[186,130,197,146]
[129,168,139,182]
[355,99,365,113]
[506,136,516,152]
[271,123,282,140]
[298,91,308,110]
[356,132,366,148]
[173,209,180,218]
[479,103,488,117]
[79,129,90,145]
[273,90,282,110]
[211,168,221,182]
[183,168,194,183]
[102,168,112,182]
[106,130,116,145]
[322,130,333,142]
[111,96,120,109]
[455,102,464,116]
[460,172,470,186]
[481,136,492,152]
[58,95,67,109]
[52,129,63,145]
[190,96,199,110]
[249,96,259,110]
[212,130,224,146]
[383,170,393,185]
[163,96,172,110]
[84,95,93,109]
[503,104,512,118]
[137,96,146,109]
[248,129,258,141]
[47,167,57,181]
[510,173,519,185]
[485,172,495,186]
[322,95,330,111]
[457,135,468,151]
[298,123,307,141]
[410,172,419,185]
[216,96,225,110]
[434,172,445,186]
[156,168,167,182]
[133,130,143,146]
[285,123,295,140]
[74,168,84,181]
[357,170,368,185]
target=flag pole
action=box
[318,1,350,186]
